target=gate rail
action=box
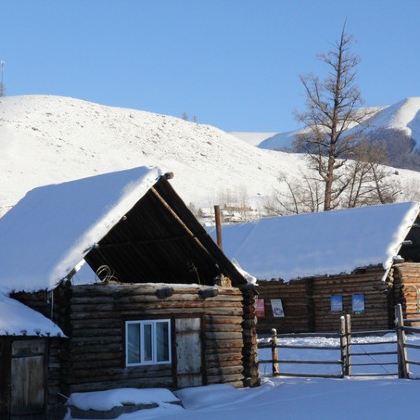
[257,304,420,379]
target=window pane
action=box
[156,322,170,362]
[330,295,343,312]
[127,323,140,364]
[352,294,365,314]
[143,324,153,361]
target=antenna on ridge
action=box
[0,60,5,97]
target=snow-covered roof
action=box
[210,202,420,282]
[0,294,64,336]
[0,166,162,293]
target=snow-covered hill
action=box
[259,107,386,151]
[0,95,308,212]
[348,97,420,150]
[260,98,420,170]
[1,95,420,217]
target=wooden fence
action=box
[258,304,420,379]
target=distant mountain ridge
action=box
[257,97,420,170]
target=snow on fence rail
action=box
[257,304,420,379]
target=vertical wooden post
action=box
[271,328,279,376]
[214,205,223,250]
[345,314,352,376]
[241,287,260,387]
[395,304,409,379]
[339,316,347,378]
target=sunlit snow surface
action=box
[209,202,419,281]
[0,294,64,336]
[67,335,420,420]
[0,166,161,293]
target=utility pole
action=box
[0,60,5,96]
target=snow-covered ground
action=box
[68,334,420,419]
[68,378,420,420]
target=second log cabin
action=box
[212,202,420,333]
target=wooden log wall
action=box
[13,282,260,411]
[312,267,391,331]
[61,283,247,393]
[256,266,393,333]
[256,280,311,333]
[393,263,420,326]
[240,287,259,386]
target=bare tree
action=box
[264,173,323,215]
[296,24,374,210]
[340,143,400,207]
[268,144,400,216]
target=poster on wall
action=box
[330,295,343,312]
[352,293,365,314]
[271,299,285,318]
[256,298,265,318]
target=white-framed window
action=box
[125,319,171,366]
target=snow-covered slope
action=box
[0,95,308,212]
[349,97,420,150]
[259,130,302,150]
[260,99,420,154]
[1,95,420,216]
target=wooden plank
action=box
[350,329,395,336]
[351,362,397,366]
[396,304,409,379]
[350,351,397,356]
[404,343,420,350]
[276,373,342,378]
[275,332,340,338]
[402,326,420,333]
[350,373,398,377]
[175,318,203,388]
[350,341,397,346]
[11,355,45,414]
[259,359,342,365]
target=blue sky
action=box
[2,0,419,131]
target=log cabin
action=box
[0,166,259,419]
[211,202,420,333]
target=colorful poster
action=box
[256,298,265,318]
[352,293,365,314]
[330,295,343,312]
[271,299,285,318]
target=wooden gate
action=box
[175,318,203,388]
[10,340,46,417]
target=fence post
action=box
[345,314,352,376]
[339,316,347,377]
[395,304,409,379]
[271,328,279,376]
